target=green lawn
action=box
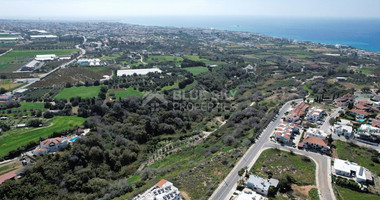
[54,85,103,100]
[182,66,209,76]
[250,149,316,185]
[0,116,86,157]
[11,102,45,111]
[108,87,144,99]
[334,141,380,176]
[335,185,380,200]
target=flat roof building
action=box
[35,54,58,61]
[117,68,162,76]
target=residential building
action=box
[246,175,279,196]
[305,128,328,140]
[33,137,68,156]
[133,179,181,200]
[335,93,354,107]
[357,124,380,144]
[349,109,370,119]
[306,106,325,122]
[274,122,299,144]
[286,102,309,123]
[235,189,262,200]
[302,135,330,153]
[333,159,373,183]
[333,120,353,138]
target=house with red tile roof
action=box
[286,102,309,123]
[303,136,330,153]
[349,109,371,119]
[33,137,68,156]
[306,106,325,122]
[335,93,354,107]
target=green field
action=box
[250,149,316,185]
[0,116,86,157]
[0,49,79,73]
[182,66,209,76]
[11,102,45,111]
[54,85,103,100]
[335,185,380,200]
[335,141,380,176]
[184,55,225,66]
[309,188,320,200]
[160,82,179,91]
[146,55,183,65]
[108,87,144,99]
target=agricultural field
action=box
[334,185,380,200]
[0,49,79,73]
[29,67,112,88]
[182,66,209,76]
[146,55,183,65]
[54,85,103,100]
[108,87,144,100]
[334,141,380,176]
[160,82,178,91]
[250,149,316,186]
[23,88,61,102]
[184,55,226,66]
[0,116,86,158]
[0,79,24,91]
[11,102,45,111]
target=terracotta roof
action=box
[355,103,370,110]
[156,179,167,188]
[350,109,370,116]
[283,134,291,138]
[275,132,282,136]
[372,120,380,128]
[304,136,328,147]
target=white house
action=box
[246,175,279,196]
[33,137,68,156]
[305,128,328,140]
[306,107,325,122]
[333,159,373,183]
[133,179,181,200]
[333,120,353,138]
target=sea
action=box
[121,16,380,52]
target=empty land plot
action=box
[10,102,45,111]
[29,67,112,88]
[184,55,225,66]
[182,66,209,76]
[146,55,183,65]
[250,148,316,185]
[0,116,86,158]
[108,87,144,99]
[54,85,103,100]
[0,49,79,73]
[0,79,24,90]
[334,185,380,200]
[334,141,380,176]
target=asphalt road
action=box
[209,99,336,200]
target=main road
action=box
[209,99,336,200]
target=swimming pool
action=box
[69,137,78,142]
[358,119,365,122]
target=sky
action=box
[0,0,379,20]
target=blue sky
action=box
[0,0,379,19]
